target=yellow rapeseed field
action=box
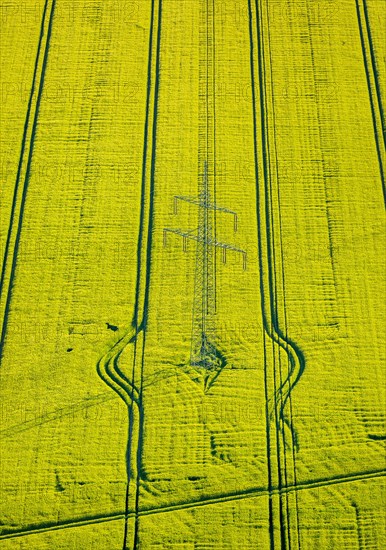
[0,1,385,548]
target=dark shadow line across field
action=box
[1,469,384,541]
[361,0,386,145]
[254,2,289,548]
[355,0,386,205]
[246,1,275,548]
[96,334,142,550]
[0,0,56,360]
[131,0,158,336]
[264,2,302,546]
[0,0,49,295]
[253,0,307,443]
[0,368,179,440]
[249,0,308,547]
[0,391,115,439]
[94,1,163,548]
[132,2,163,548]
[116,1,163,545]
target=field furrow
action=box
[0,0,384,548]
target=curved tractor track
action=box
[95,0,162,548]
[248,0,305,548]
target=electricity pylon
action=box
[163,0,246,390]
[163,161,246,389]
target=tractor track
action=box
[354,0,385,205]
[2,1,380,547]
[1,468,384,541]
[0,0,57,360]
[248,0,306,547]
[360,0,385,144]
[95,1,163,548]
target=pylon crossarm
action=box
[214,242,247,270]
[163,228,200,242]
[211,240,245,254]
[163,229,247,269]
[163,228,200,251]
[174,195,238,230]
[164,229,245,252]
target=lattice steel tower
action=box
[164,163,246,387]
[163,0,246,388]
